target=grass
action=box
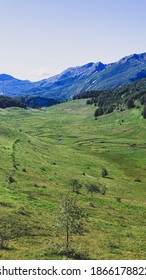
[0,100,146,259]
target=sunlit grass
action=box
[0,100,146,259]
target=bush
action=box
[7,176,15,184]
[94,107,104,117]
[22,168,26,172]
[134,178,141,182]
[115,197,121,203]
[70,179,82,194]
[104,104,115,114]
[140,94,146,105]
[100,185,107,195]
[127,99,135,109]
[102,168,108,178]
[0,215,29,249]
[142,105,146,118]
[89,202,96,208]
[86,184,100,196]
[86,100,91,105]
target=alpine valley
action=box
[0,52,146,260]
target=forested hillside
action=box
[73,78,146,116]
[0,95,26,109]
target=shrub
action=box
[89,202,96,208]
[134,178,141,182]
[7,176,15,184]
[142,105,146,119]
[70,179,82,194]
[86,184,100,196]
[102,168,108,178]
[22,168,26,172]
[100,185,107,195]
[94,107,104,117]
[41,167,46,171]
[0,215,30,249]
[86,99,91,105]
[115,197,121,203]
[127,99,135,109]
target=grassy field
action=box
[0,100,146,259]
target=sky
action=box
[0,0,146,81]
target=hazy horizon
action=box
[0,0,146,81]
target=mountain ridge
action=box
[1,52,146,100]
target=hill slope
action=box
[0,101,146,259]
[73,77,146,115]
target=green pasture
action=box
[0,100,146,259]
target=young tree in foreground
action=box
[58,195,87,255]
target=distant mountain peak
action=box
[57,62,96,79]
[1,51,146,100]
[0,74,15,81]
[95,61,106,70]
[118,52,146,64]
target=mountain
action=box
[0,74,15,81]
[33,61,106,100]
[1,52,146,100]
[33,52,146,100]
[84,53,146,91]
[0,74,33,96]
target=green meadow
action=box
[0,99,146,259]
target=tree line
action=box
[73,78,146,118]
[0,95,26,109]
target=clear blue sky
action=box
[0,0,146,81]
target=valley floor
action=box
[0,100,146,259]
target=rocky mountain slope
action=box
[1,52,146,100]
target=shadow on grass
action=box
[44,246,90,260]
[0,246,14,251]
[61,249,90,260]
